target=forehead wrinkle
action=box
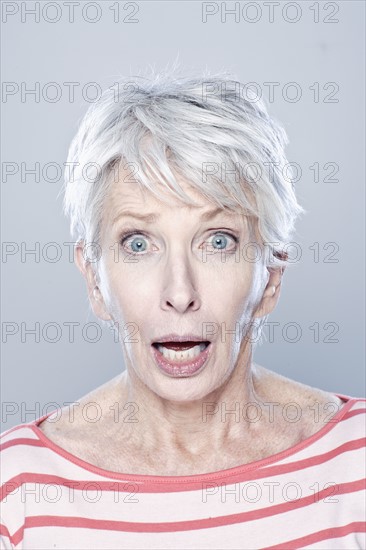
[111,205,243,227]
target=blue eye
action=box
[120,232,149,254]
[129,237,147,253]
[208,232,238,251]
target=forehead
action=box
[103,170,245,224]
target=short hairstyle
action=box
[62,66,306,346]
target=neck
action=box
[116,338,267,457]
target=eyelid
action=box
[119,229,149,241]
[119,226,239,237]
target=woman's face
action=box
[79,167,273,402]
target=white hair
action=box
[62,65,306,346]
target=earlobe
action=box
[91,285,113,322]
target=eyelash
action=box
[119,229,239,255]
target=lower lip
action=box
[151,343,212,377]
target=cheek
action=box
[222,274,262,324]
[107,275,157,328]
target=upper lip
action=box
[151,333,211,344]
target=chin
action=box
[152,371,223,404]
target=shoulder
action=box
[253,363,344,411]
[0,422,42,480]
[253,364,366,439]
[35,374,125,457]
[0,422,45,537]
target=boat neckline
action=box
[26,393,359,486]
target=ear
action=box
[74,240,113,322]
[252,265,286,319]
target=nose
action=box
[160,251,201,314]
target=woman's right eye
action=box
[120,232,150,254]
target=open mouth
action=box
[152,341,210,362]
[151,340,212,377]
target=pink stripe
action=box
[342,408,366,420]
[264,521,366,549]
[0,523,11,538]
[0,423,31,440]
[0,438,44,452]
[9,479,366,546]
[1,437,364,496]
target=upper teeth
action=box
[157,343,207,362]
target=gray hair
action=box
[62,66,306,346]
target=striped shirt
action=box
[1,394,365,549]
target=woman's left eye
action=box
[207,232,238,251]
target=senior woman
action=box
[1,70,365,550]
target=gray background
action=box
[1,1,365,431]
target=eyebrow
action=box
[112,207,236,226]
